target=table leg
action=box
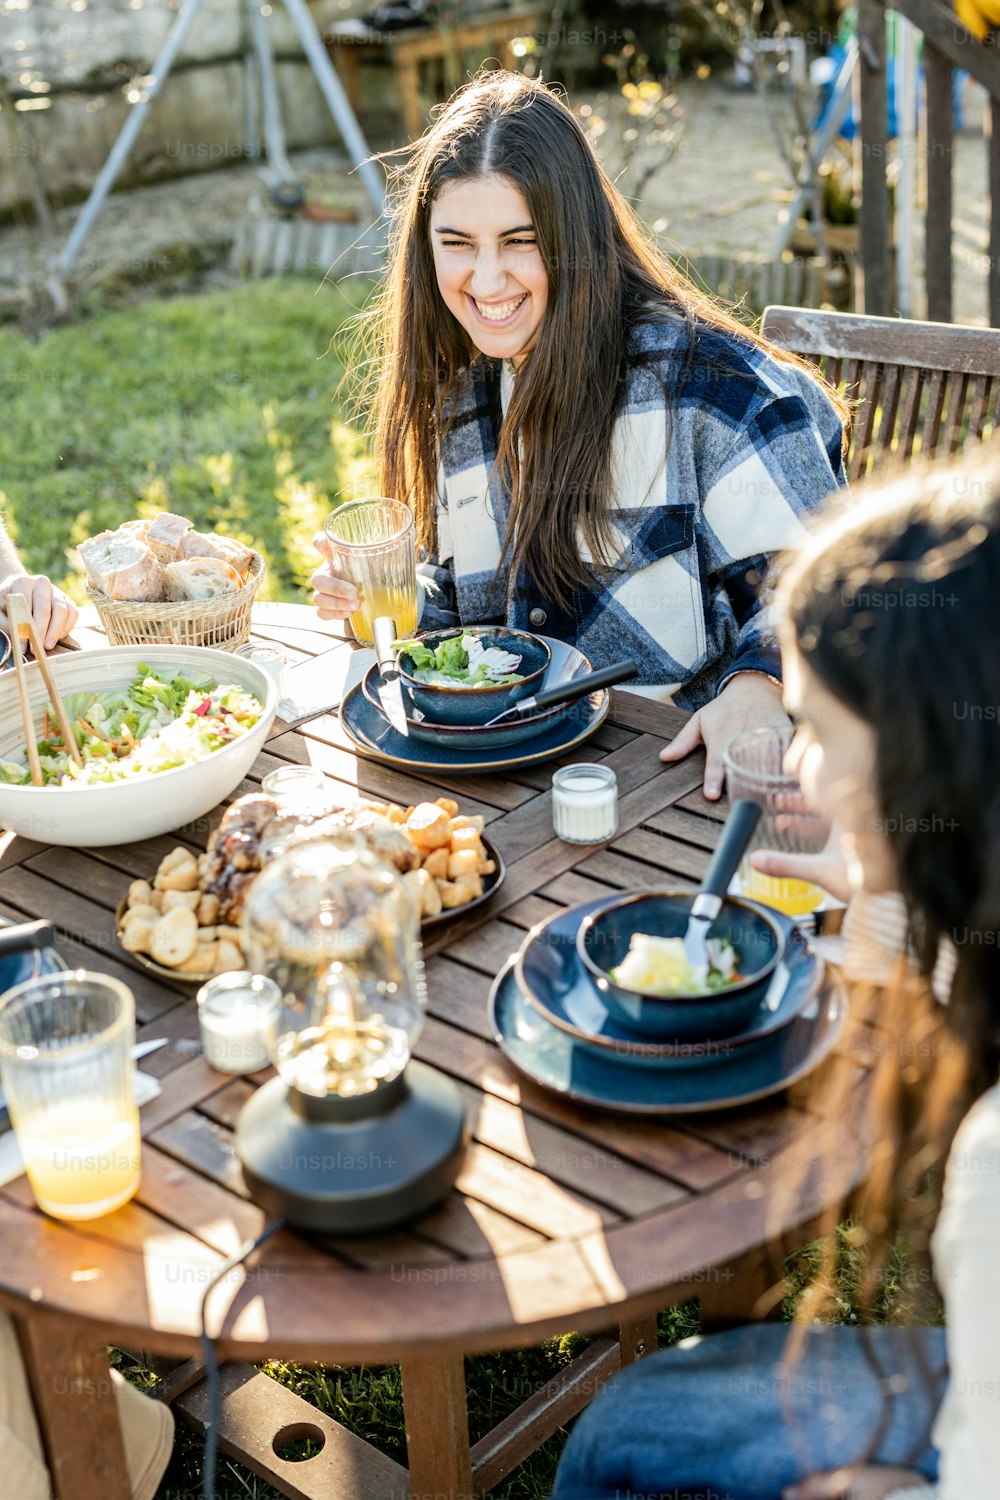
[618,1312,659,1366]
[699,1244,786,1331]
[400,1352,473,1500]
[14,1306,131,1500]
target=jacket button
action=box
[529,607,547,627]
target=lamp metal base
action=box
[235,1060,468,1234]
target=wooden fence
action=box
[858,0,1000,324]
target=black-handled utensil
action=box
[483,659,639,728]
[681,798,762,976]
[0,921,56,959]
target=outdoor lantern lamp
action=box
[235,837,467,1234]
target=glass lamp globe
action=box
[235,837,466,1234]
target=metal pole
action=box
[57,0,209,278]
[250,0,297,189]
[773,41,859,258]
[278,0,386,220]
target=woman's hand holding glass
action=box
[750,822,854,906]
[310,531,361,622]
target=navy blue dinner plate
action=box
[489,956,846,1115]
[515,899,822,1069]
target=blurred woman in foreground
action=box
[551,448,1000,1500]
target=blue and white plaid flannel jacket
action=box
[419,314,846,710]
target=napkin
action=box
[0,1069,162,1189]
[276,645,377,729]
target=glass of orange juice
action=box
[0,971,141,1220]
[722,726,830,917]
[324,497,418,646]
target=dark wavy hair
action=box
[777,446,1000,1340]
[342,68,847,610]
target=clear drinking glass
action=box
[323,497,418,645]
[723,725,831,916]
[0,970,141,1220]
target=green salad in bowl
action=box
[391,627,551,728]
[393,632,528,687]
[0,664,264,788]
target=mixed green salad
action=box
[610,934,742,996]
[0,665,264,788]
[394,632,526,688]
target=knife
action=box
[483,660,639,728]
[372,615,410,738]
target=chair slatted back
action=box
[760,306,1000,482]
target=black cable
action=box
[198,1216,286,1500]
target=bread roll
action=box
[177,530,254,578]
[161,558,243,601]
[78,530,163,601]
[145,512,193,563]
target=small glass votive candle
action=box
[261,764,332,811]
[236,643,288,700]
[197,972,281,1075]
[551,763,618,844]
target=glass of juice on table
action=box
[323,497,418,645]
[723,726,830,917]
[0,971,141,1220]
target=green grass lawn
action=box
[0,275,379,601]
[3,282,936,1500]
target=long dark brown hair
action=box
[777,447,1000,1337]
[345,68,848,610]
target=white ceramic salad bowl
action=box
[0,645,278,846]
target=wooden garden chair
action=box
[760,306,1000,482]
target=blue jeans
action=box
[551,1324,947,1500]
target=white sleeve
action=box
[927,1087,1000,1497]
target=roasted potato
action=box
[149,907,199,967]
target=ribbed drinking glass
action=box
[0,970,140,1220]
[323,498,418,645]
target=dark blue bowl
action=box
[0,943,63,999]
[397,627,550,727]
[576,889,783,1041]
[0,630,10,672]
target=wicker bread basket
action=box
[85,551,266,651]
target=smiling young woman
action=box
[312,70,850,794]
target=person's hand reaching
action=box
[0,574,78,652]
[658,672,788,800]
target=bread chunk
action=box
[177,530,254,578]
[162,558,243,601]
[145,512,193,563]
[78,530,162,601]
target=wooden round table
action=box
[0,605,867,1500]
